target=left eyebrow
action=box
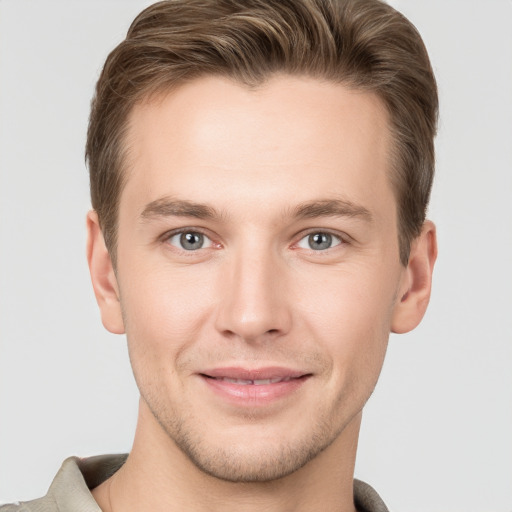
[291,199,373,222]
[140,197,219,221]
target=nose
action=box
[214,245,292,343]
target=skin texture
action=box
[87,75,437,512]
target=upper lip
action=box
[200,367,309,380]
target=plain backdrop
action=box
[0,1,511,511]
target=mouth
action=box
[198,367,312,404]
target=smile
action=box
[199,368,311,405]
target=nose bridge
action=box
[215,238,291,342]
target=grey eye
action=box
[181,232,204,250]
[297,232,342,251]
[168,231,212,251]
[309,233,332,250]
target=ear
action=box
[86,210,125,334]
[391,220,437,334]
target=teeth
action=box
[219,377,292,385]
[223,378,253,385]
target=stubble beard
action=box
[142,391,354,484]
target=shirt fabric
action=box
[0,454,389,512]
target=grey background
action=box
[1,1,511,510]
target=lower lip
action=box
[201,375,310,405]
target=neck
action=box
[93,399,360,512]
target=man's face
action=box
[112,75,406,481]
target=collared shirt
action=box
[0,454,389,512]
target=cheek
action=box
[296,263,398,374]
[118,263,217,361]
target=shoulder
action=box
[0,495,57,512]
[0,454,127,512]
[354,479,389,512]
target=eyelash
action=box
[294,230,345,252]
[162,228,217,252]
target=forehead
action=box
[121,75,394,219]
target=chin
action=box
[162,411,346,483]
[177,440,324,483]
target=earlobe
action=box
[86,210,125,335]
[391,220,437,334]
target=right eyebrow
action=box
[291,198,373,223]
[140,197,218,221]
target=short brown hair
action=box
[86,0,438,265]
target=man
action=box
[1,0,438,510]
